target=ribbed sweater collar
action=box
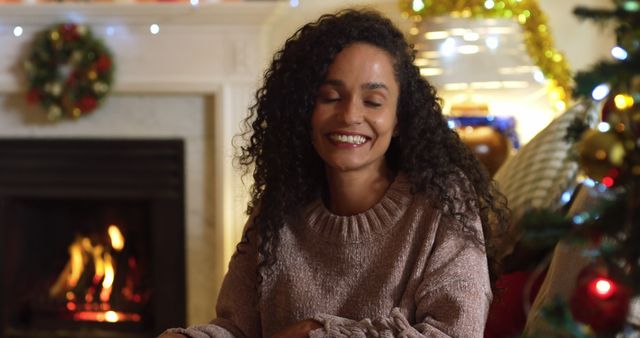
[302,174,413,244]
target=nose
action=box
[338,98,364,125]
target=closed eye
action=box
[364,100,382,107]
[319,96,341,103]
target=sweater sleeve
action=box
[309,211,492,338]
[162,220,261,338]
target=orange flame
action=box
[108,225,125,252]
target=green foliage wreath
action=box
[24,23,114,120]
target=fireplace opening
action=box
[0,139,186,338]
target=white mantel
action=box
[0,2,289,326]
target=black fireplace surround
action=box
[0,139,186,338]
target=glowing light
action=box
[105,311,119,323]
[597,122,611,132]
[447,120,456,129]
[463,32,479,41]
[106,26,115,36]
[614,94,634,110]
[149,24,160,35]
[440,37,457,56]
[13,26,23,37]
[611,46,628,60]
[560,191,572,204]
[414,58,429,67]
[591,83,610,101]
[458,45,480,54]
[591,278,615,298]
[412,0,425,11]
[623,1,640,11]
[572,213,588,225]
[69,240,84,288]
[108,225,125,251]
[533,69,545,83]
[602,176,614,188]
[419,68,443,76]
[73,311,141,322]
[484,0,495,9]
[485,36,499,50]
[190,0,199,5]
[100,253,114,302]
[583,178,596,188]
[425,31,449,40]
[289,0,298,7]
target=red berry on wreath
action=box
[26,89,40,104]
[96,55,112,73]
[78,96,97,113]
[61,23,79,41]
[569,264,631,335]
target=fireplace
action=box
[0,139,186,338]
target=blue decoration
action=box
[447,115,520,149]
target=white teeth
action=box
[329,134,367,145]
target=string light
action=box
[602,176,614,188]
[149,24,160,35]
[440,37,457,56]
[485,36,499,49]
[611,46,628,60]
[289,0,299,8]
[597,122,611,132]
[484,0,495,9]
[614,94,634,110]
[590,277,615,299]
[413,0,425,12]
[591,83,610,101]
[13,26,23,37]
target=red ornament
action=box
[96,55,112,73]
[569,264,631,335]
[26,89,40,104]
[61,23,79,41]
[484,270,546,338]
[77,96,97,113]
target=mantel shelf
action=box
[0,1,285,25]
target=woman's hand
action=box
[269,319,322,338]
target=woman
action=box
[161,9,508,338]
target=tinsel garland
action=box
[23,23,114,120]
[399,0,572,111]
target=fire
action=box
[100,253,114,302]
[108,225,125,252]
[47,224,141,323]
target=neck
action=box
[325,164,394,216]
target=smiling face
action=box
[311,42,399,177]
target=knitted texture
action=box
[165,175,491,338]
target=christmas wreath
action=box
[24,23,114,120]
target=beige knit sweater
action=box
[166,175,492,338]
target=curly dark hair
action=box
[237,9,509,292]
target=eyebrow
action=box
[321,79,389,92]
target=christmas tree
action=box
[518,1,640,337]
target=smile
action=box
[327,133,369,145]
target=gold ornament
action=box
[578,129,626,181]
[48,105,62,120]
[400,0,572,110]
[50,30,60,41]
